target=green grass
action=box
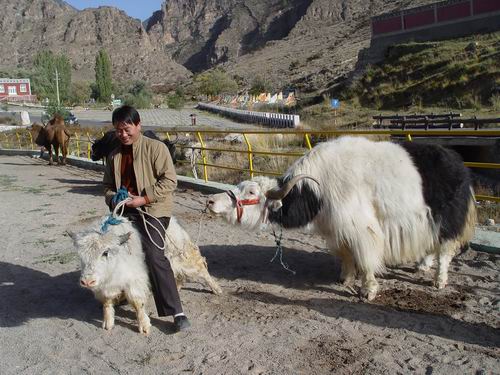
[345,31,500,111]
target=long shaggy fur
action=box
[208,136,476,300]
[73,215,221,333]
[280,137,438,272]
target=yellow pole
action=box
[27,130,34,150]
[86,132,91,159]
[16,132,21,149]
[165,132,171,141]
[75,132,80,158]
[406,133,412,142]
[196,132,208,182]
[304,133,312,150]
[243,133,254,178]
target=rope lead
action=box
[270,224,296,275]
[100,187,129,233]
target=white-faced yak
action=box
[207,136,476,301]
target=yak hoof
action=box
[139,323,151,336]
[341,276,356,288]
[417,264,431,273]
[434,278,447,290]
[360,285,378,301]
[211,285,223,295]
[139,316,151,335]
[102,319,114,330]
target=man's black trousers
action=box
[127,213,183,317]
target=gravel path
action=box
[0,155,498,374]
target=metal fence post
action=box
[196,132,208,182]
[242,133,254,178]
[86,131,91,159]
[304,133,312,150]
[27,130,34,150]
[75,132,80,158]
[16,132,21,149]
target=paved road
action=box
[8,105,257,130]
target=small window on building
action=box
[0,85,4,93]
[8,86,17,95]
[20,84,27,93]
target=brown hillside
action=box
[0,0,190,85]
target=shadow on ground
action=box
[0,262,99,328]
[201,244,341,289]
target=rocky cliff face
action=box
[0,0,190,86]
[1,0,438,94]
[146,0,314,72]
[147,0,437,93]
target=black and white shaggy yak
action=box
[90,130,176,163]
[207,137,476,301]
[71,216,222,334]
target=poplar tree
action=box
[95,49,113,102]
[32,51,72,104]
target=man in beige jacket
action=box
[103,105,190,332]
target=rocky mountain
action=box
[0,0,190,87]
[1,0,439,95]
[146,0,437,94]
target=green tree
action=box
[95,49,113,103]
[166,87,185,109]
[32,51,72,104]
[69,81,92,106]
[45,102,70,121]
[249,75,270,96]
[122,80,153,109]
[195,69,238,97]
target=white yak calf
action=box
[72,216,221,334]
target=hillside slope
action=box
[0,0,190,85]
[147,0,437,93]
[345,32,500,109]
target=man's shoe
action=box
[174,315,191,332]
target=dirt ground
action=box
[0,155,499,375]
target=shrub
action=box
[490,93,500,111]
[195,69,238,97]
[166,92,185,109]
[45,102,70,121]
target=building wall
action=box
[0,79,32,98]
[372,0,500,40]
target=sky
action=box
[64,1,163,21]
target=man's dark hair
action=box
[112,105,141,125]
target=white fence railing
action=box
[197,102,300,128]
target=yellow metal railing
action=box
[2,128,499,202]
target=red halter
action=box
[226,190,260,223]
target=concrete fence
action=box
[197,103,300,128]
[0,110,31,125]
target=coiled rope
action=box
[101,187,168,251]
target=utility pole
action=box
[54,68,60,106]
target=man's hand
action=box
[125,195,147,208]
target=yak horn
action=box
[265,174,320,200]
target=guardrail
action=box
[2,128,499,202]
[197,102,300,128]
[374,117,500,130]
